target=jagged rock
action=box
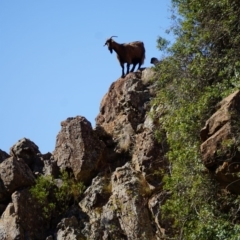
[53,116,106,183]
[96,73,151,154]
[55,216,83,240]
[9,138,46,174]
[0,157,35,202]
[148,191,171,239]
[10,137,40,165]
[101,163,154,239]
[200,90,240,193]
[0,150,9,164]
[80,175,111,213]
[141,68,156,85]
[0,203,23,240]
[132,128,168,187]
[0,189,47,239]
[80,163,155,239]
[0,69,170,239]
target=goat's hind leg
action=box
[130,63,137,72]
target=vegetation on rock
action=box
[152,0,240,239]
[30,171,85,219]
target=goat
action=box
[104,36,145,78]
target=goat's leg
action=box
[120,62,125,78]
[126,63,130,75]
[130,63,137,72]
[137,62,142,70]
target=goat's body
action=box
[113,41,145,77]
[104,37,145,78]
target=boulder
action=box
[9,138,45,174]
[0,189,48,240]
[96,73,151,154]
[53,116,106,183]
[0,157,35,202]
[200,90,240,193]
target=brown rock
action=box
[10,138,40,165]
[0,150,9,164]
[0,203,23,240]
[0,157,35,201]
[53,116,106,183]
[9,138,46,174]
[200,90,240,193]
[96,73,151,154]
[0,189,48,240]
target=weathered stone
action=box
[53,116,106,183]
[200,90,240,142]
[200,90,240,193]
[101,163,155,240]
[10,138,40,166]
[0,69,170,239]
[0,189,48,239]
[55,216,83,240]
[132,128,167,187]
[0,150,9,164]
[9,138,47,175]
[96,73,151,154]
[0,157,35,201]
[141,68,156,85]
[0,203,23,240]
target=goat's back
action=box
[120,41,145,64]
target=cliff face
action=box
[0,69,168,240]
[0,69,239,239]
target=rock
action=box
[53,116,106,183]
[55,216,83,240]
[0,189,48,240]
[0,203,23,240]
[200,90,240,193]
[0,68,171,239]
[10,138,46,174]
[96,74,151,154]
[141,68,156,85]
[10,137,40,165]
[132,128,168,187]
[101,163,155,239]
[0,150,9,164]
[0,157,35,202]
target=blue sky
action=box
[1,0,173,154]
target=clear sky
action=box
[1,0,174,154]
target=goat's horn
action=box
[110,36,118,39]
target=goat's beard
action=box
[108,48,113,54]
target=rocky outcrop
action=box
[0,157,35,203]
[201,90,240,193]
[53,116,106,184]
[0,189,49,240]
[0,69,168,239]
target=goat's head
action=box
[104,36,117,54]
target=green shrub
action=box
[30,171,85,219]
[151,0,240,238]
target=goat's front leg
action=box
[126,63,130,75]
[120,62,125,78]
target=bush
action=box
[151,0,240,238]
[30,171,85,219]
